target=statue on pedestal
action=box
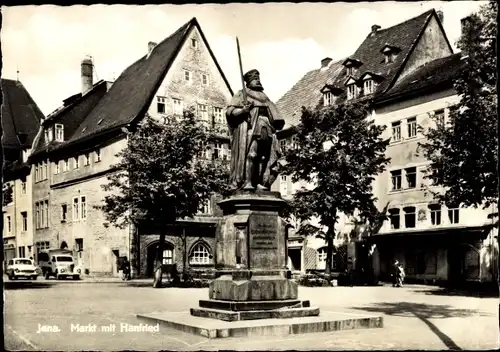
[226,69,285,190]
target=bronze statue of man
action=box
[226,69,285,190]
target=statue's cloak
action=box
[226,89,285,188]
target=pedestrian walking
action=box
[347,256,355,287]
[392,260,399,287]
[396,263,405,287]
[120,257,131,281]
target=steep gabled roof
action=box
[275,59,344,128]
[377,52,464,103]
[30,80,109,158]
[1,79,45,152]
[330,9,437,102]
[65,17,232,147]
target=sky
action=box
[1,1,486,116]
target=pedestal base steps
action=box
[136,310,384,339]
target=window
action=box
[19,246,26,258]
[404,206,416,228]
[35,204,40,229]
[391,170,402,191]
[73,197,80,221]
[81,196,86,219]
[95,149,101,163]
[280,139,287,150]
[43,161,47,180]
[318,247,327,264]
[391,121,401,142]
[35,201,48,229]
[74,156,79,169]
[434,109,445,127]
[389,208,400,229]
[202,199,211,214]
[63,159,69,172]
[202,74,209,86]
[346,67,353,76]
[184,70,191,82]
[162,248,173,264]
[385,53,394,64]
[213,143,223,160]
[44,200,49,228]
[157,96,166,114]
[407,117,417,138]
[72,196,86,220]
[21,181,27,194]
[54,161,60,174]
[347,84,357,100]
[7,216,11,233]
[291,135,299,150]
[448,208,460,224]
[323,92,334,106]
[280,175,288,195]
[46,127,53,143]
[75,238,83,252]
[84,153,90,166]
[191,38,198,48]
[405,167,417,189]
[429,204,442,225]
[55,124,64,142]
[173,99,183,115]
[364,79,374,95]
[197,104,209,121]
[213,107,224,124]
[61,204,67,222]
[189,243,211,265]
[21,212,28,231]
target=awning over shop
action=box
[367,224,495,244]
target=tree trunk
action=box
[153,232,165,288]
[325,235,334,281]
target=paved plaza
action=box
[4,279,499,351]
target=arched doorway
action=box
[146,241,174,277]
[60,241,68,250]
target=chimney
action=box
[321,57,332,68]
[460,16,472,35]
[436,10,444,24]
[81,58,93,95]
[148,41,157,56]
[371,25,381,35]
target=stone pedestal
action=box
[191,191,316,321]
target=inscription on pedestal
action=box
[249,214,280,268]
[250,221,277,249]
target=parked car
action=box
[43,254,82,280]
[6,258,39,280]
[38,249,82,280]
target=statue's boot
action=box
[243,182,255,190]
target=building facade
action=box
[28,18,233,278]
[273,9,498,284]
[2,79,44,266]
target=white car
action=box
[44,254,81,280]
[6,258,40,280]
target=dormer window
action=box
[364,79,375,95]
[381,45,401,64]
[347,84,358,100]
[342,58,363,77]
[323,92,334,106]
[55,124,64,142]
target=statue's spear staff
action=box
[236,37,258,158]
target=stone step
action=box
[137,310,384,338]
[190,306,320,322]
[198,299,310,311]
